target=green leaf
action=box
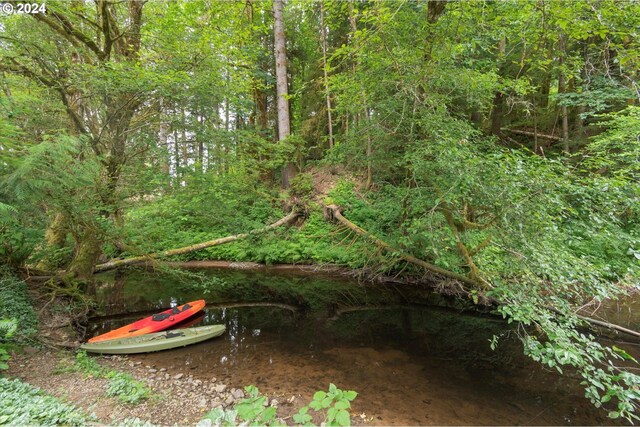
[321,396,334,408]
[343,390,358,401]
[313,390,327,401]
[260,406,276,422]
[334,400,350,410]
[336,409,351,427]
[309,400,323,411]
[327,407,338,423]
[203,407,225,423]
[293,412,313,424]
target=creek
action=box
[87,267,623,425]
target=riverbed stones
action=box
[231,388,244,399]
[214,384,227,393]
[173,373,184,380]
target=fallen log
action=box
[93,210,300,273]
[501,128,563,142]
[324,204,481,288]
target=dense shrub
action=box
[0,269,37,342]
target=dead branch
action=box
[501,128,563,142]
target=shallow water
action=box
[88,268,620,425]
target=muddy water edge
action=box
[85,268,626,426]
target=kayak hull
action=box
[88,300,206,343]
[80,324,226,354]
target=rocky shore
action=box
[8,351,298,426]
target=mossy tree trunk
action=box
[35,211,70,270]
[68,226,102,280]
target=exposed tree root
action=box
[92,210,301,273]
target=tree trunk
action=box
[273,0,296,188]
[320,0,334,149]
[364,105,373,189]
[558,35,570,153]
[490,38,507,136]
[35,212,70,270]
[424,0,446,61]
[181,110,189,174]
[158,99,170,186]
[68,226,102,280]
[173,127,180,179]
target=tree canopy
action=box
[1,0,639,422]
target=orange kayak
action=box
[88,300,206,343]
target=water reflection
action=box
[86,269,619,426]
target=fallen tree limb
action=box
[577,314,640,339]
[93,210,301,273]
[324,204,481,289]
[501,128,563,142]
[547,306,640,340]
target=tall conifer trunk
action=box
[273,0,296,188]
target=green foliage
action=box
[200,384,357,427]
[321,119,640,420]
[289,172,315,200]
[0,270,38,373]
[494,296,640,423]
[585,106,640,181]
[0,213,40,269]
[200,385,283,427]
[0,319,17,371]
[73,350,103,376]
[294,383,358,427]
[72,351,151,405]
[121,171,279,258]
[105,371,151,404]
[0,377,91,425]
[0,269,38,342]
[1,0,639,421]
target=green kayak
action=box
[80,324,226,354]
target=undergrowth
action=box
[199,383,358,427]
[0,377,92,425]
[56,351,151,404]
